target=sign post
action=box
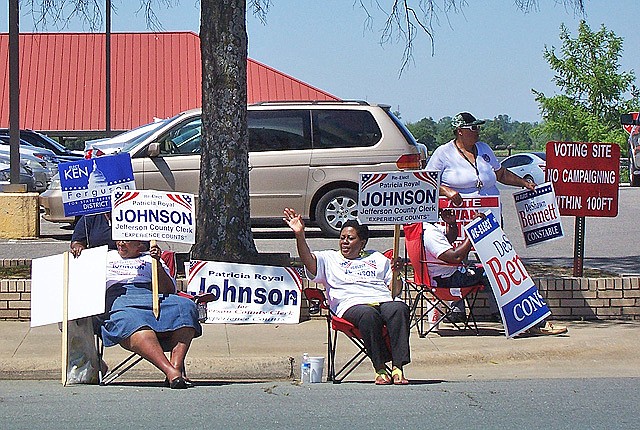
[545,141,620,275]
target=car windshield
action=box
[120,118,173,153]
[32,131,68,153]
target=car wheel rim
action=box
[324,195,358,231]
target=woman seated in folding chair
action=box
[284,208,411,385]
[102,240,202,389]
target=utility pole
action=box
[106,0,112,135]
[8,0,20,187]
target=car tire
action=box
[632,173,640,187]
[315,188,359,237]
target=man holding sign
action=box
[422,209,499,323]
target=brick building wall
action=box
[3,273,640,322]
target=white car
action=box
[500,152,546,185]
[84,118,167,157]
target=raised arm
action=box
[283,208,317,277]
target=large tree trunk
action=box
[193,0,257,262]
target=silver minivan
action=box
[40,101,426,236]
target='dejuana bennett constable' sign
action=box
[545,141,620,217]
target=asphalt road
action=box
[2,185,639,275]
[1,378,638,429]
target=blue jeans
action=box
[434,265,498,314]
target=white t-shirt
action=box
[422,223,461,284]
[106,250,175,289]
[426,139,501,198]
[308,250,393,317]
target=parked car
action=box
[83,118,167,158]
[0,135,60,168]
[0,149,55,192]
[500,152,546,185]
[621,112,640,186]
[0,129,83,162]
[0,155,37,192]
[40,101,427,236]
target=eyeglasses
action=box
[460,125,482,131]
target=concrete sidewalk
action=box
[1,319,639,383]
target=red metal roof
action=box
[0,32,339,133]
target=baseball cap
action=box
[451,112,486,128]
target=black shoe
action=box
[447,312,466,323]
[165,376,194,389]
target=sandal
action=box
[391,368,409,385]
[374,370,392,385]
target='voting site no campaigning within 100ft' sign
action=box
[465,212,551,337]
[60,153,135,217]
[111,190,195,244]
[358,170,440,224]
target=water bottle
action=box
[301,353,310,383]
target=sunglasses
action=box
[460,125,482,131]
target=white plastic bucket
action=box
[427,306,440,332]
[308,356,325,383]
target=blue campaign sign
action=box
[465,211,551,337]
[501,286,551,336]
[513,182,564,248]
[59,153,136,217]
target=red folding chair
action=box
[403,223,483,337]
[303,288,391,383]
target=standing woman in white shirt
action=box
[283,208,410,385]
[427,111,535,207]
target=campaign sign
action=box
[465,212,551,337]
[358,170,440,225]
[513,182,564,247]
[186,260,302,324]
[60,153,135,217]
[111,190,195,244]
[438,196,500,245]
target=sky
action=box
[2,1,639,124]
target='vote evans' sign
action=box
[186,260,302,324]
[60,153,135,217]
[438,196,500,246]
[358,170,440,225]
[111,190,195,244]
[513,182,564,247]
[465,212,550,338]
[546,141,620,217]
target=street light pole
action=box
[8,0,20,185]
[106,0,112,135]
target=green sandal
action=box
[374,370,392,385]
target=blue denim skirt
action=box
[101,283,202,347]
